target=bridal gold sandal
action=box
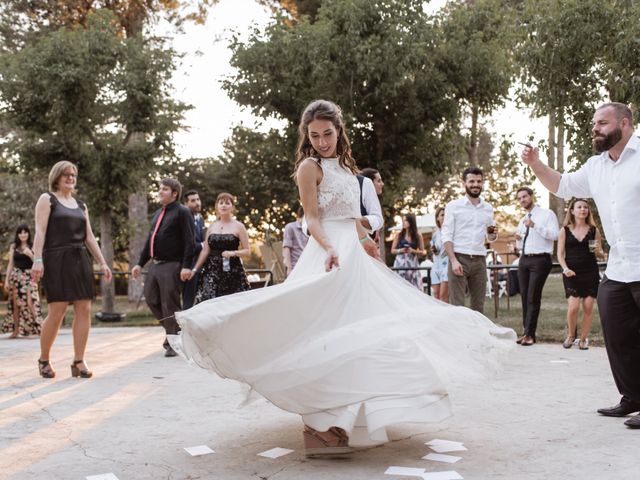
[303,426,353,457]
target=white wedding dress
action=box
[173,157,515,446]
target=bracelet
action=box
[34,258,43,263]
[359,235,370,244]
[191,268,198,273]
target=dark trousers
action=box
[144,261,182,348]
[448,253,487,313]
[182,271,199,310]
[517,254,552,339]
[597,276,640,404]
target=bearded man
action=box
[442,166,496,313]
[522,102,640,429]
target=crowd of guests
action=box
[1,100,638,439]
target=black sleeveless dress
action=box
[42,193,95,302]
[194,233,250,304]
[562,226,600,299]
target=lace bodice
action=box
[315,157,360,221]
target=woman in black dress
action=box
[2,224,43,337]
[190,192,250,304]
[557,198,605,350]
[31,161,112,378]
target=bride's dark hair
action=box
[293,99,358,178]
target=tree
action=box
[225,0,461,185]
[514,0,616,220]
[435,0,516,165]
[0,10,187,313]
[0,0,220,302]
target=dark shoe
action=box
[38,359,55,379]
[597,401,640,417]
[521,335,534,346]
[624,414,640,428]
[516,335,526,345]
[164,346,178,357]
[70,359,93,378]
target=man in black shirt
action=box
[131,178,195,357]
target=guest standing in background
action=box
[557,198,604,350]
[442,167,496,313]
[391,213,425,290]
[514,187,559,346]
[191,192,250,303]
[182,189,206,309]
[131,178,195,358]
[430,207,449,302]
[283,206,309,277]
[31,161,112,378]
[2,224,43,337]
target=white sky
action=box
[162,0,551,203]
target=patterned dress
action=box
[393,237,423,290]
[194,233,250,304]
[3,250,43,336]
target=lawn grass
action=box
[1,274,602,345]
[487,273,603,346]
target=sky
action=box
[162,0,551,204]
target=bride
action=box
[173,99,515,456]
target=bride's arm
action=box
[296,159,338,271]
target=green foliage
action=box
[223,0,461,188]
[0,169,47,251]
[163,126,299,238]
[514,0,615,163]
[0,9,187,219]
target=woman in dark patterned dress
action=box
[557,198,605,350]
[190,192,250,304]
[2,224,43,337]
[31,161,112,378]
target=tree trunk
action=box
[555,115,566,221]
[468,104,479,165]
[547,111,559,215]
[99,211,116,313]
[127,191,148,302]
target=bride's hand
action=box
[324,248,339,272]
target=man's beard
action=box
[465,186,482,198]
[593,127,622,153]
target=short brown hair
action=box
[516,187,534,197]
[597,102,634,125]
[48,161,78,192]
[215,192,236,213]
[160,178,182,201]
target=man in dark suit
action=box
[182,189,206,309]
[131,178,195,357]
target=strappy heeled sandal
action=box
[578,339,589,350]
[70,359,93,378]
[38,359,55,378]
[303,426,353,457]
[562,336,575,349]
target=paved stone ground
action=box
[1,327,638,480]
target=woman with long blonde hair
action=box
[172,99,514,457]
[557,198,605,350]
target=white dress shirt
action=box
[441,196,494,256]
[361,176,383,233]
[555,133,640,282]
[517,205,559,255]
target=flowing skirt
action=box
[2,267,43,336]
[173,219,515,446]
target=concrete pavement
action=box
[0,327,638,480]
